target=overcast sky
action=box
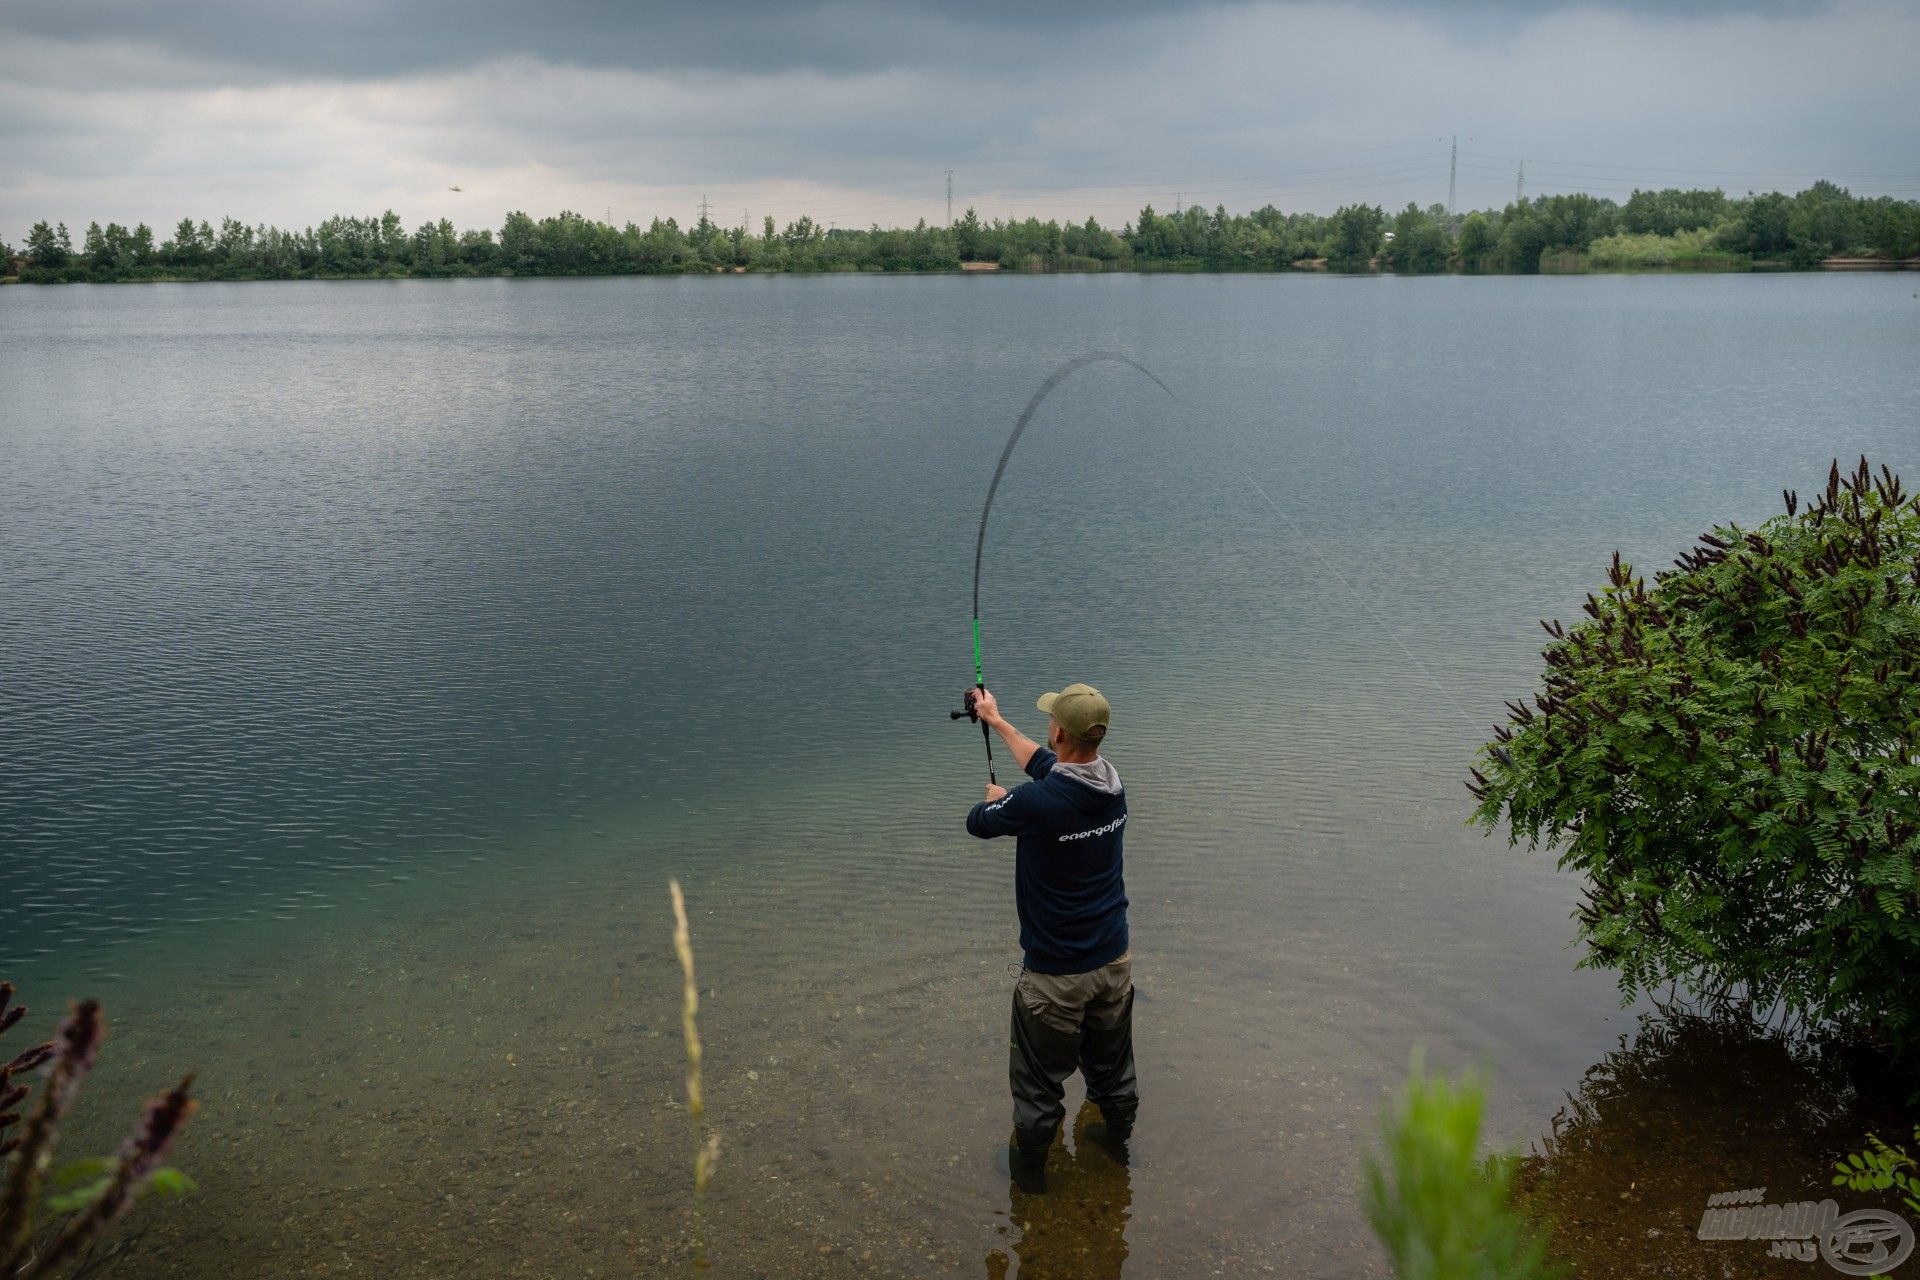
[4,0,1916,239]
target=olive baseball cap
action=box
[1036,683,1110,742]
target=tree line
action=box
[7,181,1917,283]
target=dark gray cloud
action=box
[3,0,1833,79]
[6,0,1168,78]
[1,0,1910,240]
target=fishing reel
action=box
[951,686,999,786]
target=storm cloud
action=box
[4,0,1914,239]
[3,0,1839,79]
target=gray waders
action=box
[1008,986,1138,1192]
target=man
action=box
[966,682,1137,1193]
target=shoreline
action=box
[5,255,1917,287]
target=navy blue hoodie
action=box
[966,746,1129,975]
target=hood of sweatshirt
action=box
[1051,755,1122,799]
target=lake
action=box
[3,272,1916,1277]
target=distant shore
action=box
[9,184,1916,283]
[6,255,1917,286]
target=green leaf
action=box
[49,1157,115,1190]
[46,1178,112,1216]
[145,1168,197,1198]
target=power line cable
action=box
[1459,148,1919,181]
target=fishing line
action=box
[953,352,1175,783]
[1241,476,1481,735]
[952,352,1483,785]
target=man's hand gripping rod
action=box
[948,617,997,785]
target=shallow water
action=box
[3,273,1917,1276]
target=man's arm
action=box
[970,688,1042,771]
[966,784,1031,839]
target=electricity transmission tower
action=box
[1447,136,1457,215]
[1515,162,1525,204]
[698,195,711,227]
[946,170,954,227]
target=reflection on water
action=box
[988,1103,1132,1280]
[1520,1001,1913,1279]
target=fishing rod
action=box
[950,352,1176,784]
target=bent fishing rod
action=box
[950,352,1176,784]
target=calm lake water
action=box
[3,273,1917,1277]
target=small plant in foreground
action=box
[1471,458,1920,1058]
[669,880,719,1272]
[1363,1055,1558,1280]
[0,984,196,1279]
[1834,1125,1920,1216]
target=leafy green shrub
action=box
[1470,459,1920,1058]
[1363,1056,1557,1280]
[1584,227,1745,271]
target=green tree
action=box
[1455,213,1496,272]
[167,217,203,267]
[1470,458,1920,1060]
[1385,204,1451,274]
[410,218,461,273]
[1869,198,1920,260]
[498,210,538,271]
[1494,203,1549,273]
[211,216,253,270]
[1621,188,1729,237]
[1536,193,1617,253]
[25,220,66,269]
[1787,180,1861,265]
[456,228,498,271]
[377,210,406,267]
[1727,192,1793,257]
[1130,204,1182,261]
[953,206,984,261]
[1327,203,1384,272]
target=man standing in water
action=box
[966,683,1136,1193]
